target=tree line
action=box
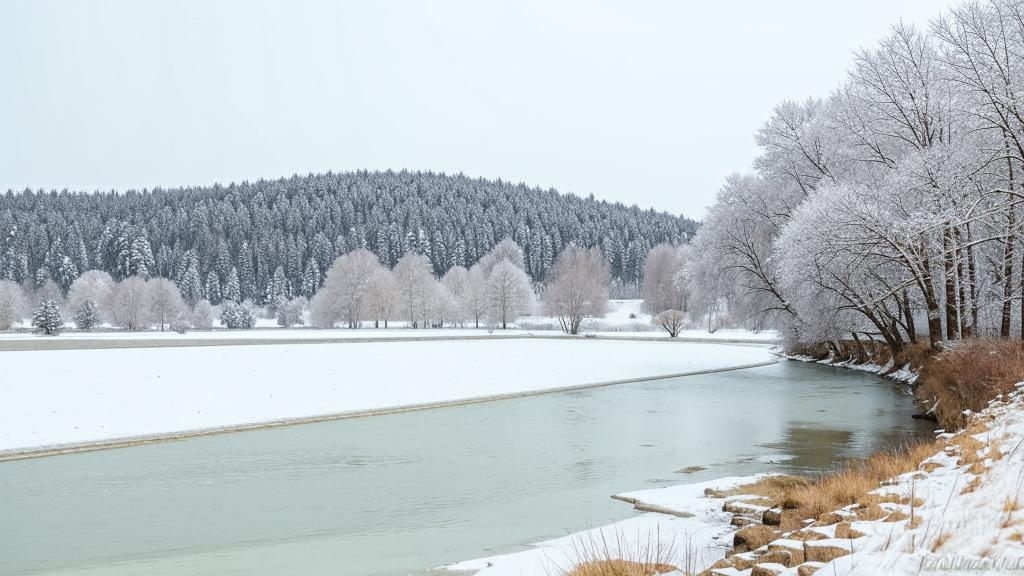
[0,170,696,310]
[679,0,1024,355]
[0,237,620,336]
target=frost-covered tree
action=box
[461,264,489,328]
[441,266,469,326]
[31,299,63,335]
[146,278,186,332]
[110,276,150,330]
[543,244,610,334]
[478,238,526,275]
[486,258,534,329]
[393,252,435,328]
[310,249,382,328]
[653,310,687,337]
[0,280,28,330]
[640,244,689,315]
[191,299,214,330]
[277,296,307,328]
[72,299,100,330]
[366,267,399,328]
[67,270,115,324]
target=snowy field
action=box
[0,300,779,345]
[0,339,774,454]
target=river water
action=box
[0,360,932,576]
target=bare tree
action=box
[543,244,610,334]
[486,258,534,329]
[653,310,687,337]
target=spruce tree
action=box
[32,299,63,335]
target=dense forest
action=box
[0,170,695,304]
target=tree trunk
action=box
[900,288,916,343]
[1002,213,1016,338]
[943,227,959,340]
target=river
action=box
[0,360,932,576]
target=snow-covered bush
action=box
[653,310,686,337]
[190,299,214,330]
[171,312,190,334]
[32,299,63,335]
[221,301,256,329]
[72,299,100,330]
[277,297,307,327]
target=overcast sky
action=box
[1,0,955,218]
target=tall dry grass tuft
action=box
[722,441,942,523]
[556,526,680,576]
[917,339,1024,430]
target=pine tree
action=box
[205,271,222,304]
[179,263,203,305]
[223,267,241,302]
[221,300,256,329]
[301,258,320,297]
[32,299,63,335]
[56,256,78,294]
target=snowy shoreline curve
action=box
[0,338,776,460]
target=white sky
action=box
[0,0,955,218]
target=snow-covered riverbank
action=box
[0,338,775,456]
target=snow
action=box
[821,386,1024,575]
[444,475,768,576]
[0,339,774,453]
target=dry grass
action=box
[706,475,811,500]
[780,441,942,520]
[917,339,1024,430]
[558,527,680,576]
[565,560,676,576]
[710,440,943,527]
[961,475,984,495]
[931,532,951,551]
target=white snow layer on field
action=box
[444,475,768,576]
[0,339,773,452]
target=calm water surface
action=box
[0,361,932,576]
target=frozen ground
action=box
[0,339,774,454]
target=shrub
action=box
[917,339,1024,429]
